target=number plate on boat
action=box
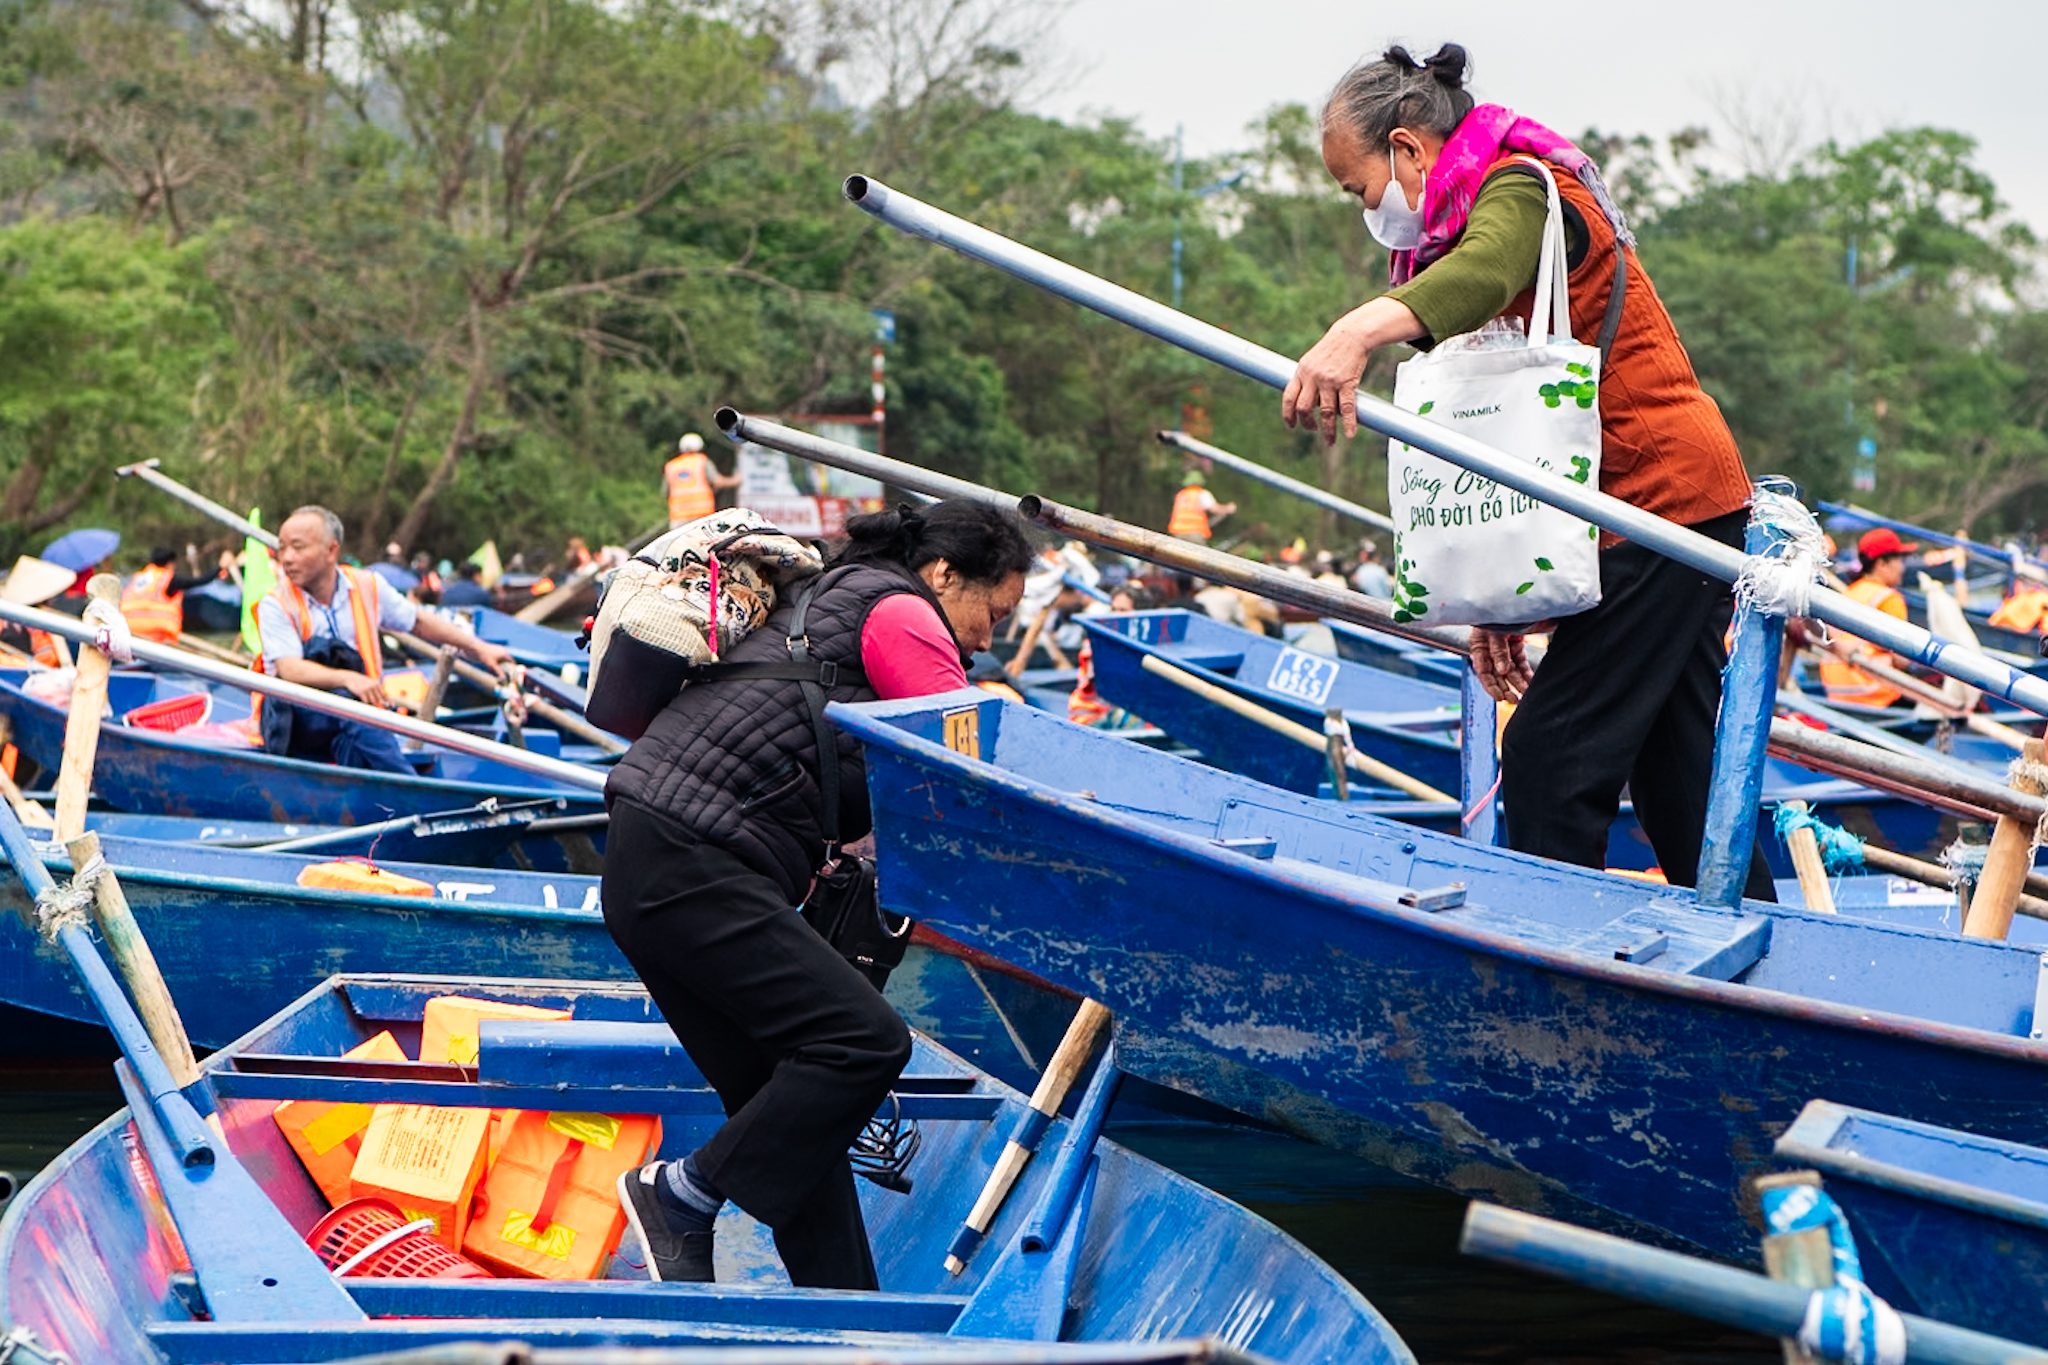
[1265,648,1339,706]
[943,706,981,760]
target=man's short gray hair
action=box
[287,505,346,548]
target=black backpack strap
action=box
[783,579,843,849]
[1596,245,1628,364]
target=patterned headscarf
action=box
[1388,103,1633,285]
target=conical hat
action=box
[0,556,76,606]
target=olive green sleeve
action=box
[1387,172,1549,345]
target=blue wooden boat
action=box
[1322,619,1466,687]
[0,668,604,826]
[1087,610,1987,874]
[834,688,2048,1263]
[1081,612,1462,798]
[1774,1100,2048,1347]
[0,971,1412,1364]
[450,605,591,678]
[74,798,579,866]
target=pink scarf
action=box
[1388,103,1633,285]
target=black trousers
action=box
[1501,510,1776,901]
[601,799,913,1289]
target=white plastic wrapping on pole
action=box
[0,599,607,793]
[1156,430,1398,534]
[843,173,2048,720]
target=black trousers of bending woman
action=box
[601,799,914,1289]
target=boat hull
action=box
[837,692,2048,1263]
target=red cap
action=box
[1857,527,1917,561]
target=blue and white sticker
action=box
[1265,648,1339,706]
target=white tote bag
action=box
[1385,159,1603,628]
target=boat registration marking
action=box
[1266,648,1339,706]
[944,706,982,760]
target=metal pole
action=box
[118,460,278,550]
[1817,501,2046,583]
[0,600,607,793]
[716,409,1470,653]
[1696,514,1788,907]
[842,173,2048,719]
[1157,430,1398,534]
[1461,1203,2040,1365]
[1459,665,1500,847]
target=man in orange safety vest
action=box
[122,546,235,644]
[665,433,741,527]
[1167,469,1236,543]
[1817,527,1915,708]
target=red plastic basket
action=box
[305,1198,492,1280]
[122,693,211,732]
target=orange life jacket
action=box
[121,563,185,643]
[29,630,64,668]
[257,566,386,680]
[1168,486,1212,539]
[665,452,715,524]
[1988,588,2048,634]
[1817,577,1907,707]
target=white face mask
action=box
[1362,148,1425,250]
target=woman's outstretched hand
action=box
[1282,297,1428,446]
[1284,315,1373,445]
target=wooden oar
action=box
[945,997,1112,1275]
[385,629,626,754]
[1962,737,2047,940]
[1776,801,1837,915]
[50,582,211,1133]
[53,575,123,840]
[1139,653,1455,804]
[1753,1170,1830,1365]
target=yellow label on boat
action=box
[300,1102,373,1157]
[545,1112,620,1150]
[943,706,980,759]
[500,1209,577,1260]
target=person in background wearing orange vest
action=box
[122,546,235,644]
[665,433,741,528]
[256,506,514,772]
[1167,469,1236,543]
[1988,574,2048,635]
[1818,527,1916,708]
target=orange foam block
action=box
[272,1031,409,1208]
[348,1103,492,1251]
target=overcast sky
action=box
[1037,0,2048,235]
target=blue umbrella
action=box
[368,561,421,594]
[37,528,120,572]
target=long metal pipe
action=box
[1766,717,2026,824]
[1462,1203,2035,1365]
[0,600,607,793]
[118,460,276,550]
[716,410,1470,653]
[843,173,2048,719]
[1156,430,1397,534]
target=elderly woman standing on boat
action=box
[1285,44,1774,900]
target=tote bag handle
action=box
[1521,159,1575,348]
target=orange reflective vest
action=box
[1817,578,1907,707]
[1988,588,2048,634]
[258,566,386,680]
[1168,486,1212,539]
[665,453,715,524]
[29,630,64,668]
[121,563,185,643]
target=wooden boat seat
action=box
[1438,901,1773,982]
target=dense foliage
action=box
[0,0,2039,568]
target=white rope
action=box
[1733,480,1829,626]
[2012,755,2048,846]
[33,851,105,941]
[1940,838,1986,891]
[80,597,134,664]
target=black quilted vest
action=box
[604,561,957,902]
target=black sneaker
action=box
[618,1162,715,1282]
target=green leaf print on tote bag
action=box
[1385,158,1602,628]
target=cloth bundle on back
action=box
[583,510,823,739]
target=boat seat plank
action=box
[147,1318,949,1361]
[1439,901,1771,982]
[346,1279,966,1330]
[210,1069,995,1119]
